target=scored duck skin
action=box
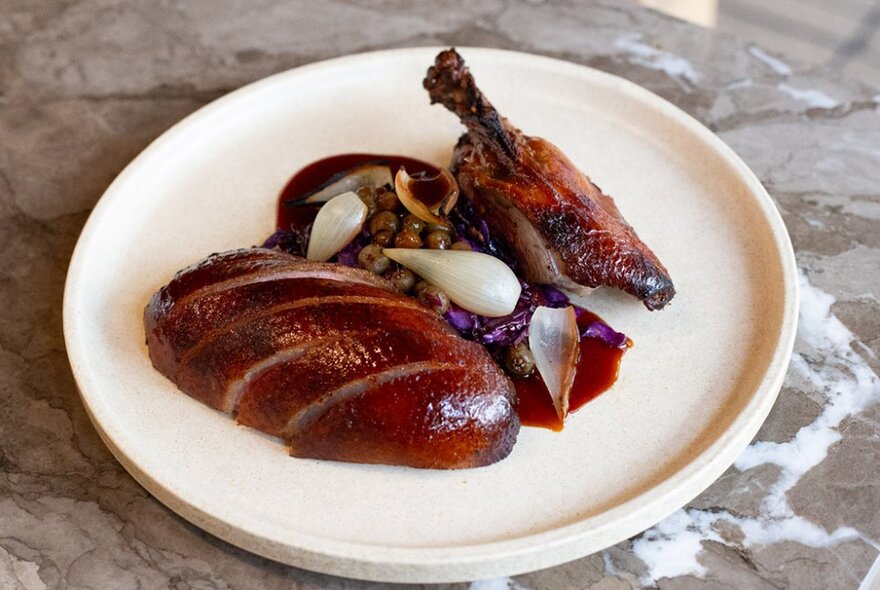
[144,249,519,469]
[424,49,675,310]
[144,249,399,376]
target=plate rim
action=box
[63,46,799,583]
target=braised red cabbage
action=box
[262,226,310,257]
[579,318,629,349]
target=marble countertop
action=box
[2,1,879,588]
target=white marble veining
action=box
[613,33,700,88]
[724,78,754,91]
[632,270,880,586]
[632,510,725,582]
[859,554,880,590]
[748,46,793,77]
[777,83,841,109]
[470,578,525,590]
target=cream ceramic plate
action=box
[63,47,797,583]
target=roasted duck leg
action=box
[424,49,675,310]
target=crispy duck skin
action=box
[424,49,675,310]
[144,249,519,469]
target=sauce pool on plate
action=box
[515,310,630,431]
[277,153,441,230]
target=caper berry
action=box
[357,244,390,275]
[394,230,423,249]
[401,214,426,234]
[368,210,400,235]
[375,190,401,212]
[504,343,536,377]
[385,267,416,292]
[425,230,452,250]
[417,283,450,314]
[451,240,473,251]
[373,230,394,247]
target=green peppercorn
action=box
[357,244,390,275]
[373,230,394,247]
[385,267,416,292]
[414,280,430,296]
[504,343,536,377]
[356,186,377,216]
[425,230,452,250]
[394,230,423,249]
[368,210,400,235]
[451,240,473,251]
[417,283,450,314]
[375,190,401,212]
[401,214,426,234]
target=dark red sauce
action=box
[275,154,629,432]
[277,153,439,231]
[514,310,630,431]
[400,169,454,209]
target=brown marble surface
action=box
[2,1,879,588]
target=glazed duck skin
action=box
[144,249,519,469]
[424,49,675,310]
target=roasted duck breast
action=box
[424,49,675,310]
[145,248,519,469]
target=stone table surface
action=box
[2,1,879,589]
